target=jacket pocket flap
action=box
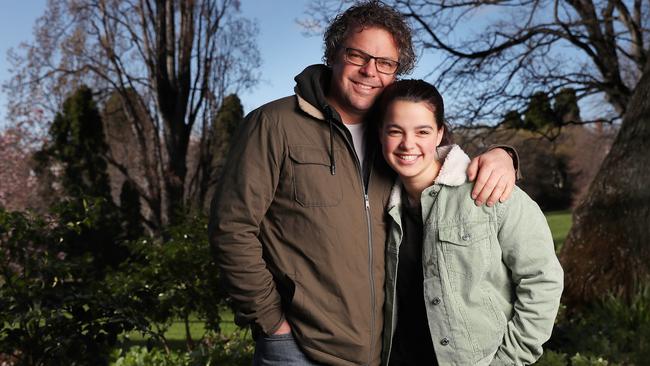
[438,222,490,246]
[289,146,332,166]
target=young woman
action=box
[377,80,563,365]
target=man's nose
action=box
[359,58,377,77]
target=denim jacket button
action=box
[462,233,471,241]
[432,297,441,305]
[440,337,450,346]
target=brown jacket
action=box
[209,65,394,365]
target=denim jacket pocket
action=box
[439,221,491,281]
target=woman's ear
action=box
[436,126,445,147]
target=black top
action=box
[388,197,437,365]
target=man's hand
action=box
[467,148,516,206]
[273,319,292,335]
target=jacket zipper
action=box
[333,123,376,365]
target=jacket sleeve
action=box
[208,107,286,336]
[490,187,564,365]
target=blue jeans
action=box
[252,332,322,366]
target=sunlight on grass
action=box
[545,210,573,252]
[123,308,245,349]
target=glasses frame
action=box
[343,47,400,75]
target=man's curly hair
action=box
[323,1,416,75]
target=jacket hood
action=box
[388,144,471,208]
[294,64,342,121]
[294,64,344,175]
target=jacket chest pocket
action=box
[289,146,342,207]
[438,222,491,282]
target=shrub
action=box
[0,200,134,365]
[111,330,253,366]
[548,286,650,365]
[111,346,188,366]
[106,214,225,351]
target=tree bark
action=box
[559,64,650,308]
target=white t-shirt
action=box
[344,122,366,172]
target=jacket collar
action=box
[387,144,471,211]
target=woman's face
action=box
[380,100,444,183]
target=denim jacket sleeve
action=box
[491,187,564,365]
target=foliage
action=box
[111,346,189,366]
[536,351,619,366]
[210,94,245,173]
[35,86,111,201]
[546,286,650,365]
[193,331,254,365]
[189,94,245,212]
[30,86,133,268]
[107,214,224,351]
[111,331,253,366]
[119,180,144,239]
[0,202,231,364]
[503,88,580,138]
[0,201,135,365]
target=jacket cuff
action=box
[255,305,285,337]
[487,144,521,180]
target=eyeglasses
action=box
[343,47,400,75]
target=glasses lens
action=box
[376,59,398,74]
[345,49,368,66]
[344,48,399,74]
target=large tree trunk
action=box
[560,64,650,308]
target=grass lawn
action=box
[545,210,573,252]
[122,309,247,351]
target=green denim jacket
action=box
[382,145,564,366]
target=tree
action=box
[34,86,128,269]
[304,0,650,305]
[0,125,41,212]
[188,93,244,211]
[6,0,261,231]
[119,179,144,239]
[559,62,650,307]
[35,86,112,201]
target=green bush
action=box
[111,330,253,366]
[547,286,650,365]
[106,214,225,351]
[111,346,189,366]
[536,350,620,366]
[0,200,135,365]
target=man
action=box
[209,2,517,365]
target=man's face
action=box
[327,26,399,124]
